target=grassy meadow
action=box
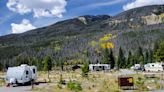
[31,70,164,92]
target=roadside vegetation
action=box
[29,70,164,92]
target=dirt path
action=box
[0,86,33,92]
[0,82,50,92]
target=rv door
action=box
[24,70,31,82]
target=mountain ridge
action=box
[0,5,164,66]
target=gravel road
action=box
[0,86,33,92]
[0,82,50,92]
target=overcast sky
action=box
[0,0,164,36]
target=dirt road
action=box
[0,82,50,92]
[0,86,33,92]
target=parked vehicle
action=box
[5,64,37,85]
[131,64,141,70]
[89,64,110,71]
[131,64,144,71]
[144,62,164,72]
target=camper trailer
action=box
[5,64,37,85]
[131,64,141,69]
[89,64,110,71]
[144,62,164,72]
[131,64,143,70]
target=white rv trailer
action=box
[144,62,164,72]
[89,64,110,71]
[5,64,37,85]
[131,64,141,70]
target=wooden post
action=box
[31,79,34,89]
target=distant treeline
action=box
[0,40,163,71]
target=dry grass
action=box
[35,70,122,92]
[0,80,5,87]
[0,72,5,87]
[34,70,164,92]
[0,70,163,92]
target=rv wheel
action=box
[15,79,18,84]
[6,83,10,87]
[35,82,39,85]
[12,84,16,87]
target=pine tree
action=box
[154,41,164,62]
[56,57,64,71]
[117,47,125,69]
[43,56,52,82]
[36,58,43,71]
[136,46,144,65]
[60,58,64,71]
[131,56,136,66]
[102,48,110,64]
[109,49,115,69]
[102,48,115,69]
[0,63,3,71]
[126,51,133,68]
[154,41,159,53]
[149,50,154,63]
[144,50,149,64]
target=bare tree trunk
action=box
[48,70,50,82]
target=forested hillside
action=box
[0,5,164,70]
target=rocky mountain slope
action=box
[0,5,164,66]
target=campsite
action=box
[0,0,164,92]
[0,65,164,92]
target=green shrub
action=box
[136,77,148,91]
[136,77,144,86]
[67,81,82,92]
[81,63,89,77]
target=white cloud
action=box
[123,0,164,10]
[11,19,36,33]
[7,0,67,18]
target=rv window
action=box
[93,66,95,70]
[102,66,105,70]
[26,71,29,75]
[33,69,36,74]
[152,65,154,67]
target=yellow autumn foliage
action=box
[100,42,114,49]
[89,33,115,49]
[99,34,112,42]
